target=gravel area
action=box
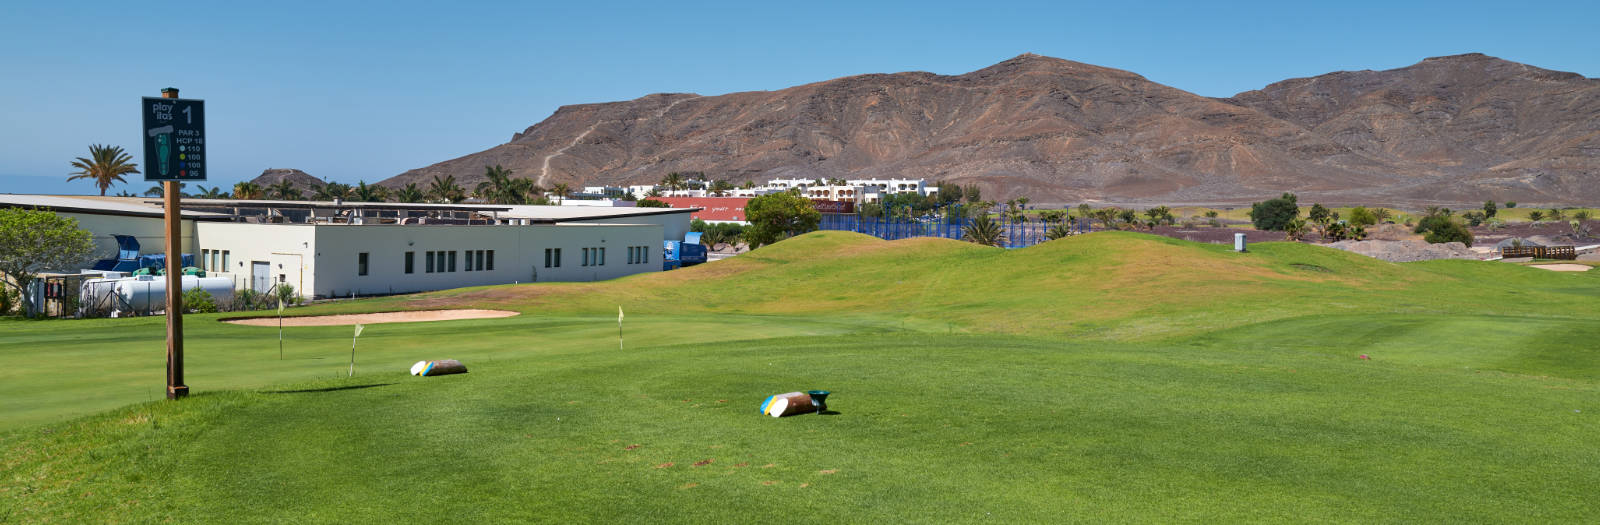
[1325,240,1478,262]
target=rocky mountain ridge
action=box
[381,53,1599,206]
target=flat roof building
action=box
[1,194,696,300]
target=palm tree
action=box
[353,181,388,202]
[660,173,685,192]
[962,215,1005,247]
[394,183,425,203]
[267,180,302,200]
[312,182,355,201]
[193,185,229,199]
[426,175,464,203]
[233,182,264,200]
[551,183,571,204]
[474,165,525,204]
[709,180,734,197]
[1046,223,1074,240]
[68,144,140,196]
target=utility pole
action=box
[161,87,188,399]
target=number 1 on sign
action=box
[183,105,191,124]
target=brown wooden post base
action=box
[167,385,189,399]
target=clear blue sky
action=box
[3,0,1596,195]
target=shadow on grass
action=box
[267,383,395,394]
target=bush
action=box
[744,192,820,248]
[0,286,15,316]
[636,199,671,208]
[1505,201,1516,208]
[1528,210,1545,222]
[1482,200,1497,218]
[1347,206,1378,227]
[183,287,218,314]
[275,284,299,307]
[1576,210,1593,221]
[1204,210,1219,218]
[1546,208,1565,221]
[1249,193,1299,231]
[1415,210,1473,246]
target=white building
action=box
[1,195,696,300]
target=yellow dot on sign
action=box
[179,154,186,160]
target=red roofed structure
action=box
[652,197,749,223]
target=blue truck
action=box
[663,232,708,270]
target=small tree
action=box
[962,215,1005,246]
[1250,193,1300,231]
[0,209,95,315]
[636,199,671,208]
[1546,208,1565,221]
[1482,200,1497,218]
[743,192,820,248]
[1528,210,1545,222]
[1283,218,1309,241]
[1045,223,1073,240]
[1505,201,1516,208]
[1574,210,1592,221]
[1204,210,1219,218]
[1415,209,1473,246]
[963,185,981,204]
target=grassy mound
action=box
[4,231,1599,522]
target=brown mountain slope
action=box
[1227,53,1600,204]
[384,54,1597,206]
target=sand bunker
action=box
[1529,264,1593,272]
[223,309,519,327]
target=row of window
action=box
[377,250,497,276]
[544,248,562,268]
[200,249,231,272]
[626,246,650,264]
[581,247,606,267]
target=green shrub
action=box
[1348,206,1378,227]
[1506,201,1517,208]
[183,287,218,314]
[1249,193,1300,231]
[1482,201,1497,218]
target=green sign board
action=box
[141,97,206,181]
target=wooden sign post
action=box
[143,87,205,399]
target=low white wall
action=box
[193,222,316,296]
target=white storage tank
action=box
[113,275,235,312]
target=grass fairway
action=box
[4,232,1599,522]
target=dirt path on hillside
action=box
[222,309,519,327]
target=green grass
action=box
[5,231,1599,522]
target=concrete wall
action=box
[193,222,316,296]
[309,223,663,298]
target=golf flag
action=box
[354,324,365,338]
[349,324,364,377]
[277,297,285,315]
[618,306,624,323]
[618,306,624,350]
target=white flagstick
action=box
[277,296,285,360]
[349,323,364,377]
[618,306,624,350]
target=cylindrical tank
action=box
[1234,233,1248,252]
[114,275,235,312]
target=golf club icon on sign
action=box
[147,125,174,177]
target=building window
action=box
[358,252,369,276]
[222,250,230,270]
[464,250,472,272]
[404,251,414,274]
[201,249,210,270]
[545,248,561,268]
[476,250,486,271]
[426,251,435,273]
[582,248,590,267]
[448,251,457,272]
[599,247,605,266]
[486,250,494,271]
